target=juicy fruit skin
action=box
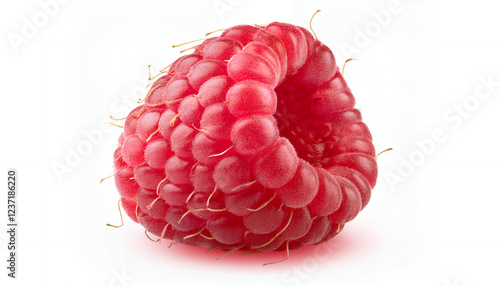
[113,22,378,252]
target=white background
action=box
[1,0,499,285]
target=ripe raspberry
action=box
[111,19,378,257]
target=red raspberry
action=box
[111,20,378,257]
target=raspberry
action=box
[109,17,378,260]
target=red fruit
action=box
[228,50,279,87]
[274,159,319,208]
[120,198,142,223]
[166,206,204,232]
[200,103,236,141]
[328,176,362,223]
[163,76,195,112]
[243,199,285,234]
[159,183,191,207]
[178,96,204,128]
[226,80,277,117]
[265,22,308,75]
[136,110,161,141]
[190,164,217,193]
[170,123,197,159]
[224,183,266,216]
[213,156,253,193]
[207,214,246,245]
[198,75,232,108]
[309,168,342,217]
[292,40,336,88]
[111,20,378,254]
[188,59,227,90]
[192,132,233,167]
[114,166,140,199]
[136,188,168,219]
[254,138,299,189]
[279,207,312,241]
[203,38,243,61]
[231,115,279,156]
[121,135,146,167]
[144,138,171,169]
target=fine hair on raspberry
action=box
[107,13,379,263]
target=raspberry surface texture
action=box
[112,22,378,253]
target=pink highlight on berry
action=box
[121,135,146,167]
[220,25,260,46]
[328,176,362,223]
[178,96,204,128]
[214,156,253,193]
[203,37,243,61]
[192,132,233,167]
[190,164,217,193]
[114,166,140,199]
[170,123,197,159]
[159,183,192,207]
[243,198,285,234]
[274,159,319,208]
[309,168,343,217]
[254,138,299,189]
[136,111,161,141]
[136,188,168,219]
[198,75,232,108]
[170,54,202,75]
[226,80,277,117]
[207,214,246,245]
[200,103,236,141]
[228,51,279,87]
[120,198,142,223]
[163,75,195,112]
[225,183,266,216]
[144,138,171,169]
[188,59,228,91]
[133,164,165,190]
[265,22,308,75]
[164,155,194,185]
[231,115,279,156]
